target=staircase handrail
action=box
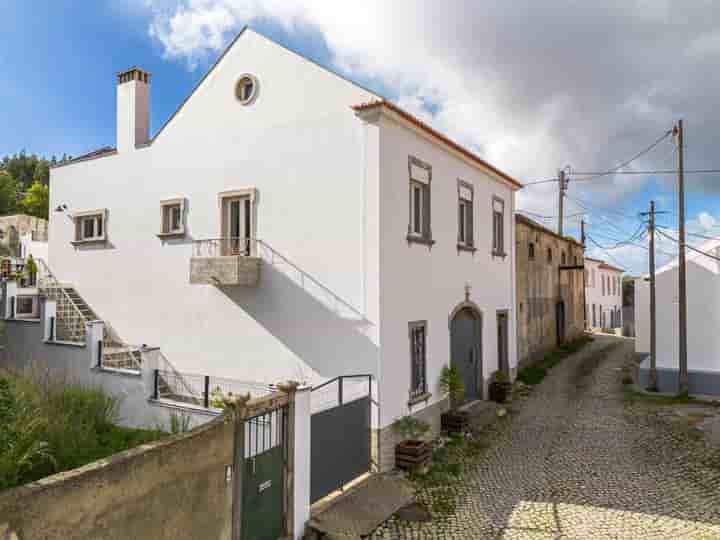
[36,258,89,328]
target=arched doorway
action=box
[450,305,483,401]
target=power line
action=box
[570,129,673,182]
[572,168,720,177]
[656,228,720,262]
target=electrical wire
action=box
[569,129,673,182]
[572,168,720,177]
[656,228,720,262]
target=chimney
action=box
[116,67,150,152]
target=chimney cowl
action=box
[116,66,151,151]
[117,67,151,85]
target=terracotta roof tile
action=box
[352,100,523,190]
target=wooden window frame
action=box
[491,196,506,257]
[71,209,107,245]
[457,179,475,252]
[408,320,428,400]
[406,156,434,247]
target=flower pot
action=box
[395,439,432,472]
[441,410,470,434]
[488,382,511,403]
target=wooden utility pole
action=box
[558,169,566,236]
[640,201,659,391]
[581,220,588,330]
[675,120,688,394]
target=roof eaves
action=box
[515,213,583,247]
[50,147,117,169]
[352,100,524,190]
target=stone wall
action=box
[515,215,585,366]
[373,397,449,472]
[189,256,261,286]
[0,413,235,540]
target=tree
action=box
[0,171,18,215]
[19,181,49,220]
[622,276,635,307]
[33,160,50,186]
[1,152,50,189]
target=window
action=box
[407,156,432,245]
[592,304,597,326]
[492,197,505,255]
[547,247,553,263]
[561,251,566,265]
[457,180,474,249]
[235,74,258,104]
[159,198,186,236]
[73,210,106,243]
[15,295,37,319]
[602,275,606,296]
[529,242,535,259]
[409,321,428,399]
[591,269,596,287]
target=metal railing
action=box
[311,375,373,414]
[153,369,273,409]
[36,258,88,343]
[192,237,257,257]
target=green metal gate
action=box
[241,406,287,540]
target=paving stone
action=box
[372,335,720,539]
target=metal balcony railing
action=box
[192,237,257,257]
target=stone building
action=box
[0,214,48,257]
[515,214,585,366]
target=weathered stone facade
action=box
[372,397,449,472]
[515,214,585,366]
[0,214,48,256]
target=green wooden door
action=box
[242,445,285,540]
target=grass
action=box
[0,370,165,491]
[623,388,720,407]
[517,335,594,386]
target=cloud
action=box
[143,1,720,239]
[697,211,716,231]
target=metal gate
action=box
[310,375,372,503]
[240,405,287,540]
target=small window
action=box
[235,74,258,105]
[409,321,428,399]
[547,247,553,263]
[15,295,37,318]
[407,157,432,245]
[73,210,106,243]
[160,198,186,236]
[492,197,505,255]
[529,242,535,259]
[457,180,474,249]
[561,251,566,265]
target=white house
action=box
[585,257,624,330]
[635,238,720,395]
[36,27,521,469]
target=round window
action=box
[235,74,258,105]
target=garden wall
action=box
[0,413,235,540]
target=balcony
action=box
[190,238,261,286]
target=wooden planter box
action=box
[441,411,470,434]
[395,439,432,472]
[488,382,511,403]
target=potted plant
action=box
[25,255,38,286]
[392,415,432,472]
[439,364,469,433]
[488,370,511,403]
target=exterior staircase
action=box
[36,259,142,371]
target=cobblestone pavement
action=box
[374,335,720,539]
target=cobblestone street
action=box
[375,335,720,539]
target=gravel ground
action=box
[374,335,720,539]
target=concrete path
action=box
[374,335,720,539]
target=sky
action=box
[2,0,720,275]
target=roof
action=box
[599,262,625,273]
[50,147,117,169]
[515,213,583,247]
[353,100,523,190]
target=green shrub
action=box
[392,415,431,440]
[517,366,547,385]
[439,364,464,410]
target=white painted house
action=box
[584,257,624,330]
[635,238,720,395]
[41,28,521,468]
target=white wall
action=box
[292,387,311,539]
[49,29,380,387]
[637,251,720,372]
[585,259,623,328]
[19,232,48,263]
[375,113,518,427]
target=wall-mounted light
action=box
[54,204,68,213]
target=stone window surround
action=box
[406,155,434,247]
[158,197,187,238]
[491,195,506,258]
[217,188,258,253]
[235,74,259,105]
[71,209,107,245]
[457,179,476,253]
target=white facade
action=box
[47,29,519,436]
[584,257,623,330]
[635,238,720,373]
[19,232,48,262]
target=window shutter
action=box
[162,207,170,233]
[74,219,81,241]
[467,201,474,247]
[422,184,431,240]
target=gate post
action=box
[231,394,252,540]
[277,381,299,539]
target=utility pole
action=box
[640,201,660,391]
[675,119,688,395]
[581,219,588,330]
[558,169,566,236]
